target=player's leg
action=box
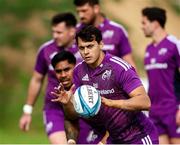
[149,111,170,144]
[77,119,108,144]
[159,134,170,144]
[43,109,67,144]
[164,109,180,144]
[48,131,67,144]
[170,137,180,144]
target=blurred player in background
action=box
[141,7,180,144]
[51,25,159,144]
[19,12,98,144]
[73,0,136,69]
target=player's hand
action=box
[101,97,116,107]
[98,131,109,145]
[19,113,32,131]
[176,109,180,126]
[51,83,75,104]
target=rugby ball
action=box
[73,85,101,118]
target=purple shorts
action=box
[43,108,103,143]
[111,126,159,144]
[43,108,65,136]
[149,109,180,138]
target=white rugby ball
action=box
[73,85,101,118]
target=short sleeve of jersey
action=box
[118,28,132,57]
[174,41,180,68]
[115,65,142,94]
[174,40,180,102]
[34,48,48,75]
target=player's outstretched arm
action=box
[19,71,44,131]
[101,86,151,111]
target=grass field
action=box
[0,93,49,144]
[0,129,49,144]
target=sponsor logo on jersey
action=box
[99,88,115,95]
[82,74,89,81]
[145,58,168,70]
[102,70,112,80]
[145,63,168,70]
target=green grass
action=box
[0,128,49,144]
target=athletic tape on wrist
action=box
[23,104,33,114]
[67,139,76,144]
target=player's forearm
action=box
[102,86,151,111]
[26,76,43,106]
[63,101,78,120]
[64,119,79,143]
[117,95,151,111]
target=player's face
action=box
[76,3,98,25]
[78,38,104,68]
[54,60,74,89]
[52,22,75,47]
[141,16,155,37]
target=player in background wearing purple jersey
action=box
[19,12,99,144]
[73,0,136,69]
[51,25,159,144]
[141,7,180,144]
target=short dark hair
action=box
[51,51,76,68]
[73,0,99,6]
[142,7,166,28]
[51,12,77,27]
[75,25,102,44]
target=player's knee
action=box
[48,131,67,144]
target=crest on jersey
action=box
[102,30,114,39]
[102,70,112,80]
[158,48,167,55]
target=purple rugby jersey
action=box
[73,53,158,143]
[35,39,81,108]
[144,35,180,114]
[76,18,132,58]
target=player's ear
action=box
[94,4,100,14]
[99,41,104,50]
[69,27,76,37]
